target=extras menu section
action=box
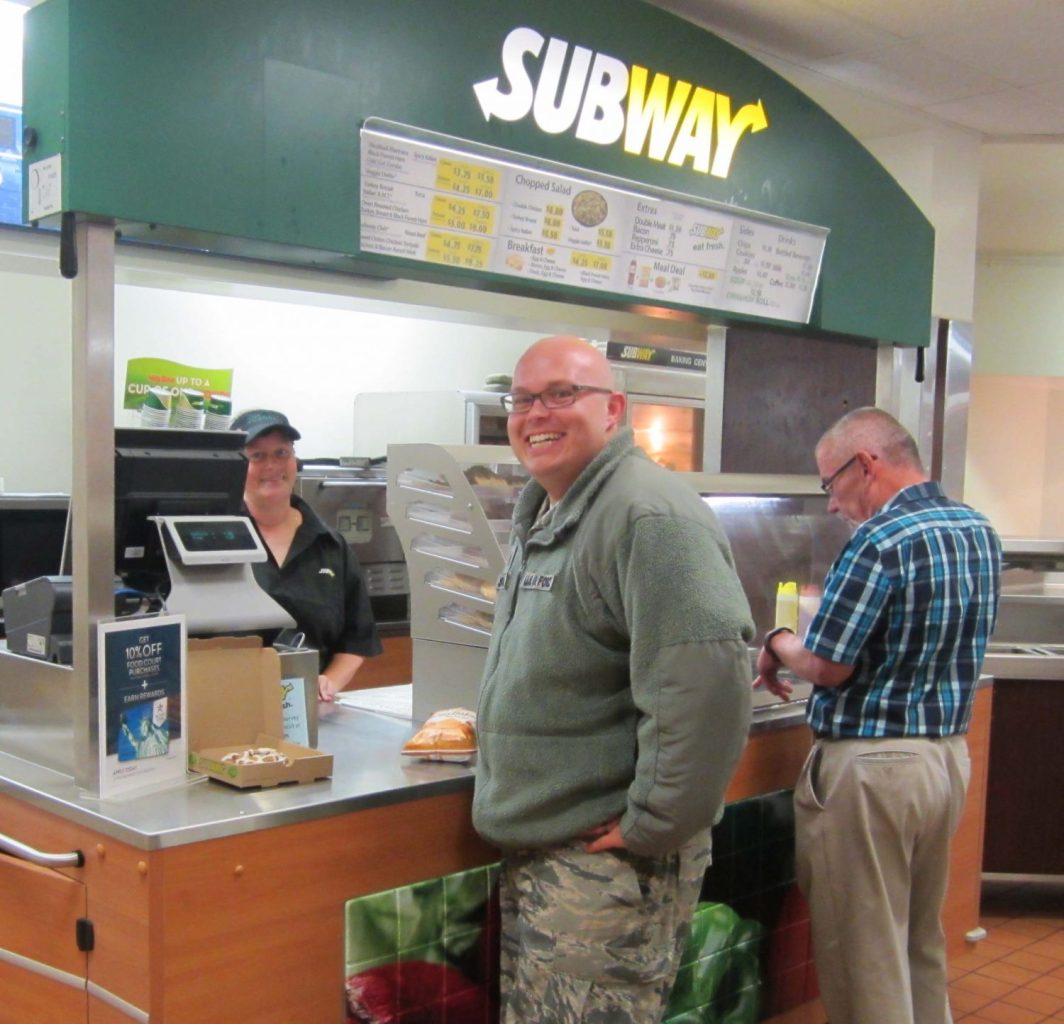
[360,121,828,325]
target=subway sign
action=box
[474,27,768,179]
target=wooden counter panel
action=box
[944,686,991,955]
[89,993,148,1024]
[725,720,812,802]
[0,792,160,1016]
[0,962,86,1024]
[0,690,992,1022]
[0,854,85,976]
[155,789,496,1023]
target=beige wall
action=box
[965,255,1064,537]
[966,375,1064,537]
[1045,385,1064,537]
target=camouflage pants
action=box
[498,828,712,1024]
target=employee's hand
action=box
[318,673,339,703]
[318,653,365,702]
[581,818,626,853]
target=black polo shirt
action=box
[248,495,382,671]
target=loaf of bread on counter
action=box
[401,708,477,763]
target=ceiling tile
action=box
[818,0,1012,40]
[928,88,1064,136]
[754,56,940,139]
[918,4,1064,87]
[650,0,884,62]
[810,39,1009,108]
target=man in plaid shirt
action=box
[755,407,1001,1024]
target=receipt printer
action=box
[2,575,73,664]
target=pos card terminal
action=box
[152,515,295,633]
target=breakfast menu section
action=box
[360,123,828,325]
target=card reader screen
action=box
[172,519,258,553]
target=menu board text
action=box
[360,123,827,325]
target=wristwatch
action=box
[763,626,795,664]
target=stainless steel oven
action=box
[611,362,707,472]
[294,461,409,629]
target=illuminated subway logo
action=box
[473,27,768,179]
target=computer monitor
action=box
[114,428,248,593]
[0,498,69,592]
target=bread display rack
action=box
[386,444,527,718]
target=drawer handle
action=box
[0,831,84,868]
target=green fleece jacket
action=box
[472,428,754,857]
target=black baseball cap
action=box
[230,409,302,443]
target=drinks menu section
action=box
[360,126,827,325]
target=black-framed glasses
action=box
[820,454,859,495]
[500,384,613,414]
[245,446,296,464]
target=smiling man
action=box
[473,336,754,1023]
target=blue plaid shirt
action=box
[804,481,1001,738]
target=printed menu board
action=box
[360,121,828,325]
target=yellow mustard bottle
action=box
[774,581,799,632]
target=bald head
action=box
[513,336,615,391]
[507,336,626,501]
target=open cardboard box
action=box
[186,636,332,788]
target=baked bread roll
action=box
[402,708,477,762]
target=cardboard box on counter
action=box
[187,636,332,788]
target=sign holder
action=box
[97,614,187,799]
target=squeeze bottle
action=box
[798,584,822,637]
[774,581,799,632]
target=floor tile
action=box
[978,939,1024,960]
[952,972,1020,1000]
[1004,948,1063,974]
[1032,975,1064,998]
[950,985,994,1015]
[970,1000,1043,1024]
[955,949,998,971]
[1001,985,1064,1016]
[1031,939,1064,959]
[984,928,1040,950]
[977,960,1043,986]
[1006,919,1061,940]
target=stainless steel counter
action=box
[0,701,473,852]
[1,684,810,853]
[983,643,1064,681]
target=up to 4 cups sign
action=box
[124,358,234,429]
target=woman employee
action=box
[231,409,382,701]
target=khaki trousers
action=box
[795,735,970,1024]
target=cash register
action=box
[2,429,293,662]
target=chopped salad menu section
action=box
[360,124,828,325]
